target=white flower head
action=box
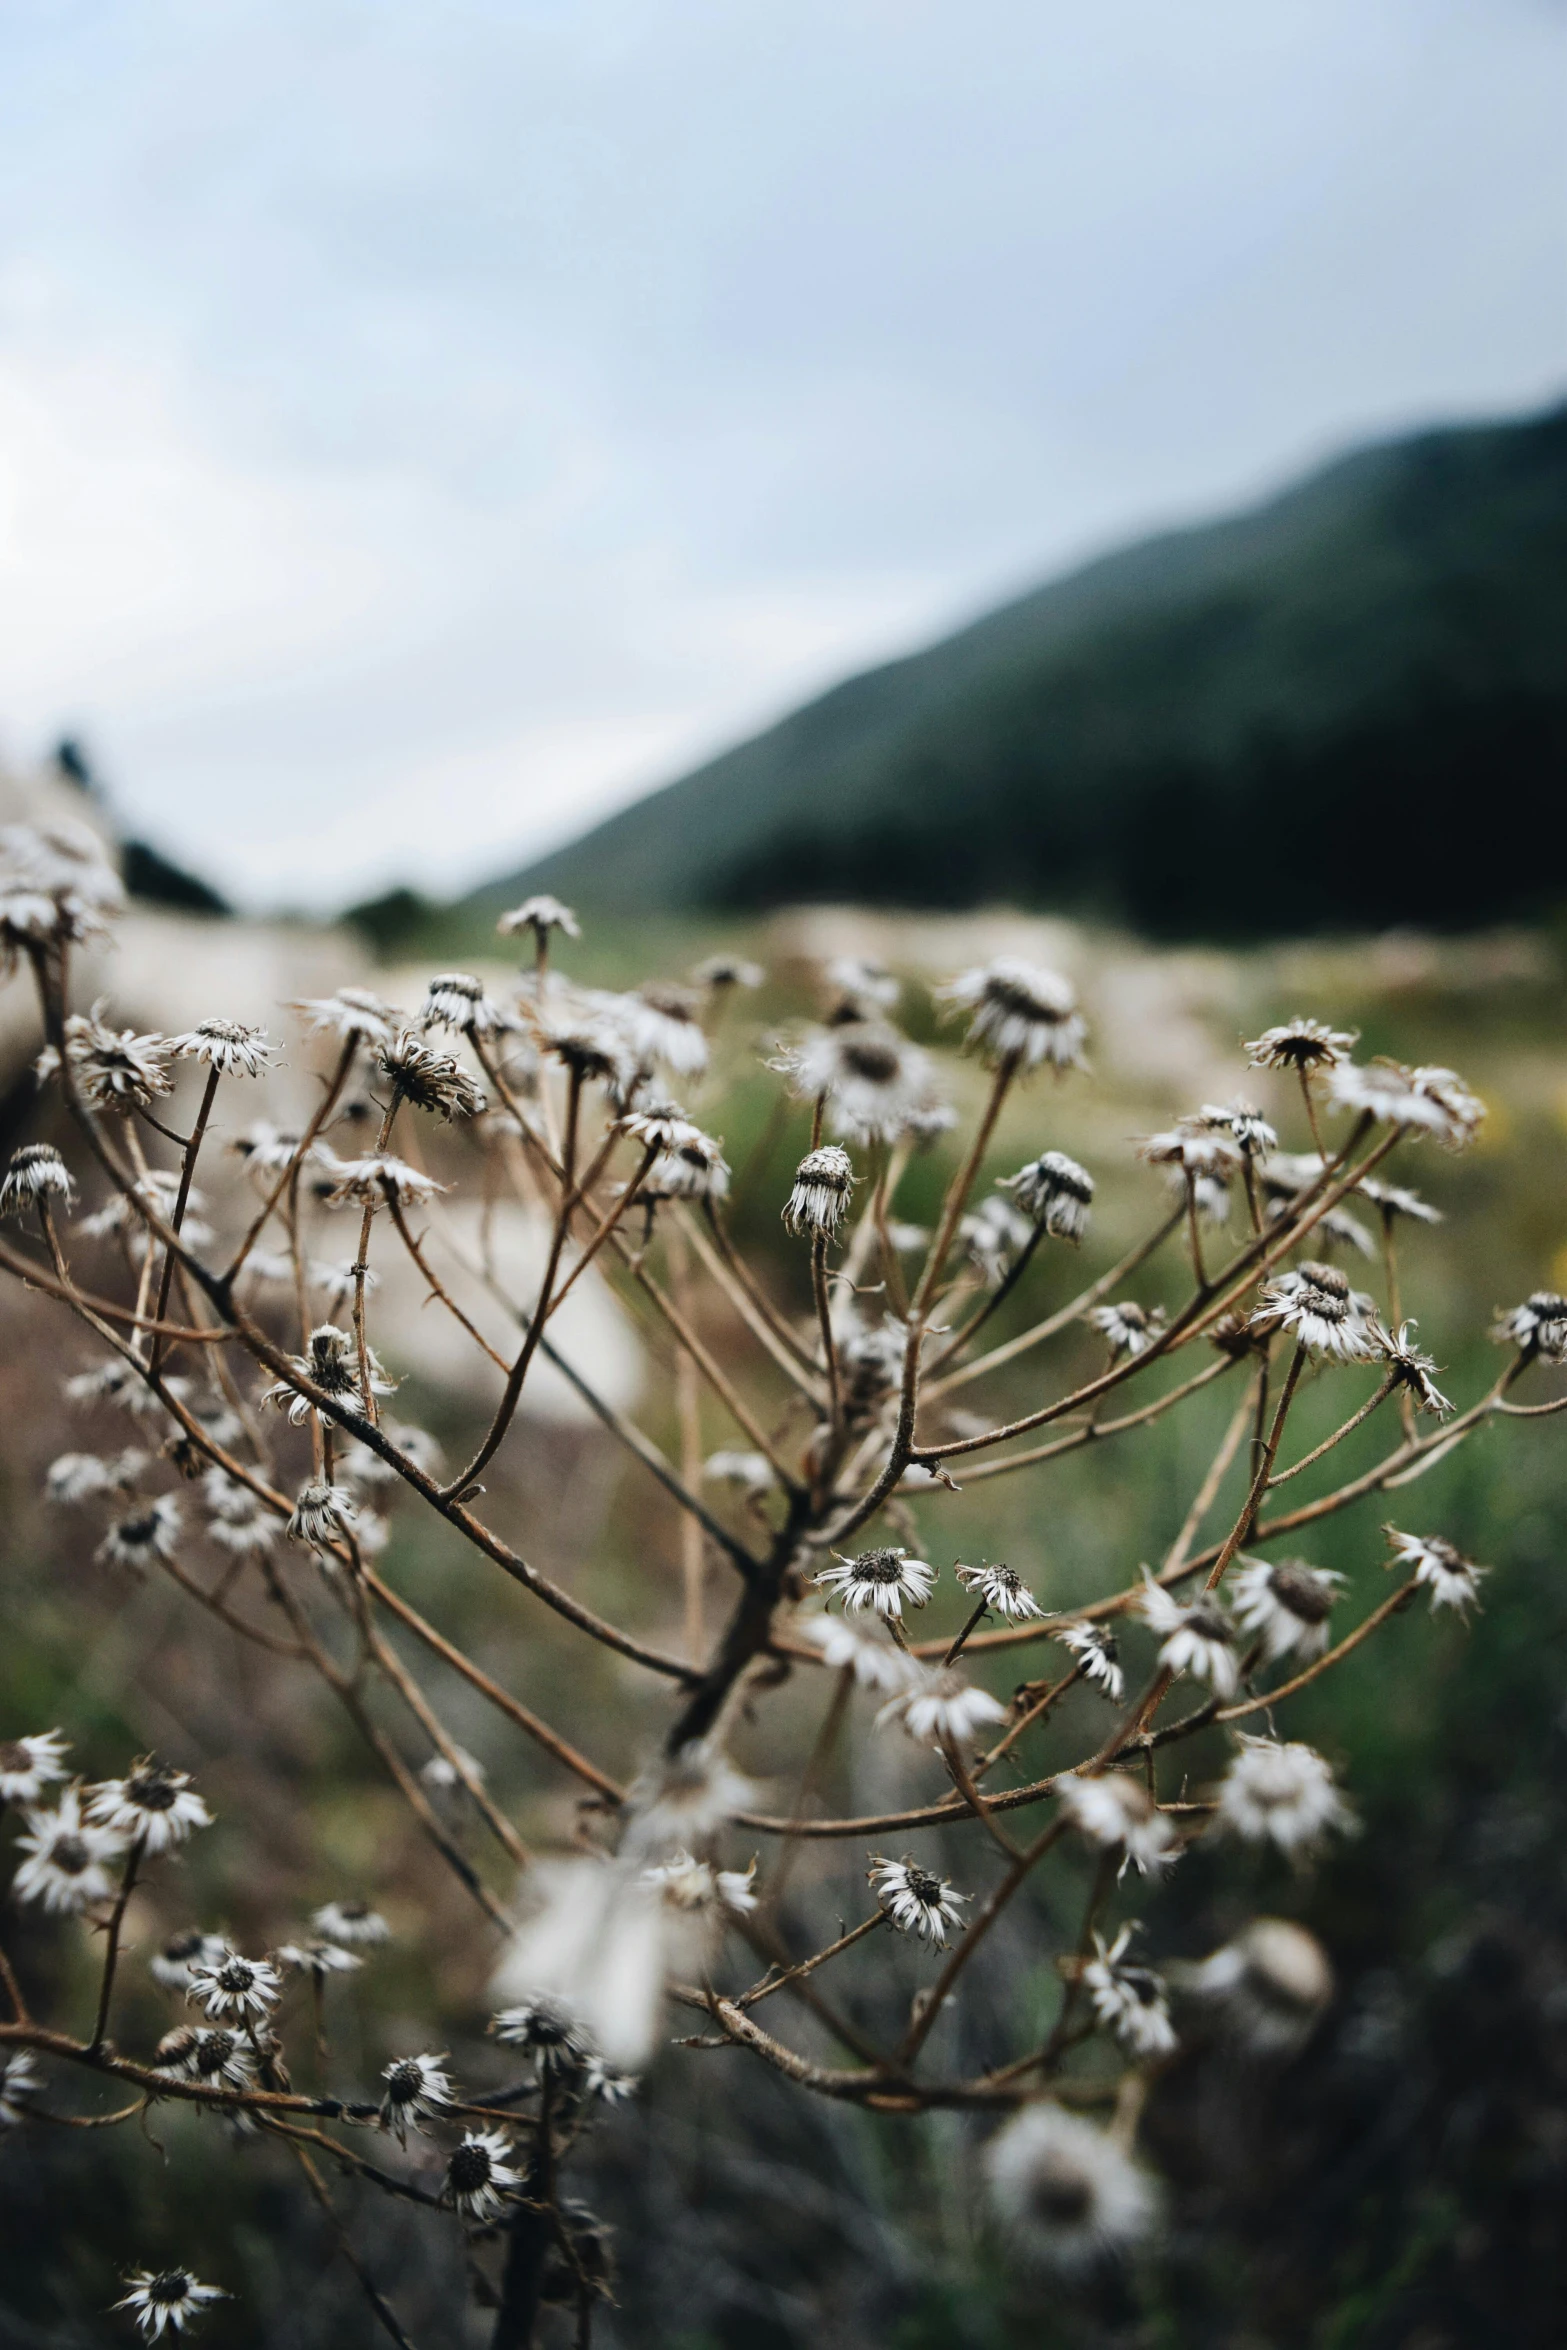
[1384,1526,1485,1615]
[0,2049,43,2127]
[529,995,638,1093]
[999,1150,1094,1242]
[1250,1261,1377,1361]
[985,2103,1159,2272]
[47,1449,144,1505]
[340,1422,442,1486]
[263,1324,396,1426]
[378,1030,486,1121]
[814,1546,936,1619]
[837,1312,910,1414]
[583,2053,640,2104]
[1200,1100,1277,1159]
[227,1122,308,1179]
[641,1125,730,1204]
[940,958,1087,1073]
[202,1476,277,1556]
[275,1937,362,1980]
[0,882,87,956]
[0,884,80,953]
[1405,1065,1485,1150]
[285,1480,358,1555]
[868,1855,968,1946]
[152,2024,255,2090]
[1137,1125,1242,1184]
[623,982,710,1076]
[616,1098,695,1154]
[782,1144,856,1239]
[774,1021,944,1145]
[113,2270,229,2340]
[491,1992,593,2062]
[955,1561,1045,1621]
[1229,1557,1344,1663]
[1137,1577,1239,1696]
[419,971,515,1037]
[66,1358,188,1420]
[1244,1018,1356,1074]
[1368,1319,1453,1416]
[1289,1200,1376,1260]
[312,1898,390,1947]
[1183,1916,1334,2056]
[0,1728,70,1805]
[823,953,899,1013]
[1087,1300,1166,1361]
[1082,1924,1177,2060]
[13,1787,126,1911]
[96,1496,182,1574]
[312,1255,378,1309]
[88,1760,212,1854]
[961,1194,1035,1285]
[444,2130,525,2226]
[490,1856,672,2071]
[379,2051,456,2144]
[421,1744,486,1795]
[186,1946,282,2023]
[691,952,763,992]
[702,1450,776,1501]
[1052,1622,1125,1702]
[325,1152,448,1214]
[1054,1773,1178,1876]
[0,817,122,925]
[42,1003,172,1109]
[149,1931,231,1992]
[621,1739,755,1862]
[0,1143,75,1217]
[796,1612,918,1693]
[1493,1291,1567,1363]
[1217,1737,1354,1855]
[1327,1058,1484,1149]
[1356,1176,1441,1225]
[170,1020,277,1078]
[875,1666,1007,1748]
[498,894,580,944]
[638,1850,758,1917]
[291,986,405,1045]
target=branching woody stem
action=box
[0,887,1543,2289]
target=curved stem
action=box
[148,1064,220,1379]
[440,1065,583,1499]
[89,1832,145,2055]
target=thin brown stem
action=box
[225,1037,358,1285]
[1268,1374,1396,1488]
[930,1205,1183,1391]
[440,1064,583,1500]
[89,1832,145,2055]
[148,1064,220,1378]
[810,1230,843,1444]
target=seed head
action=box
[782,1145,855,1238]
[0,1143,75,1217]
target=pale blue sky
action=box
[0,0,1561,905]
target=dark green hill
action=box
[478,402,1567,939]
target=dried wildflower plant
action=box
[0,835,1558,2335]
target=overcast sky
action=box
[0,0,1561,909]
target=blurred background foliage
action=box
[0,899,1562,2347]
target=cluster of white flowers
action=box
[0,846,1548,2326]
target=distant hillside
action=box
[479,403,1567,939]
